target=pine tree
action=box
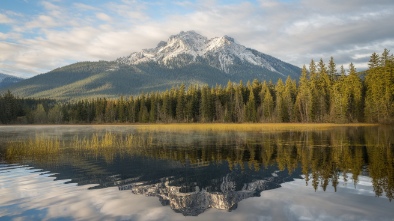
[225,81,235,122]
[330,73,347,122]
[200,86,214,122]
[214,85,226,122]
[185,85,199,122]
[274,78,285,122]
[149,93,157,122]
[234,83,245,122]
[364,49,394,123]
[160,90,172,122]
[346,63,363,122]
[261,81,274,122]
[176,84,186,122]
[116,96,125,122]
[308,59,319,121]
[245,89,257,122]
[295,65,313,122]
[0,91,18,124]
[317,58,332,121]
[368,52,380,69]
[283,76,297,122]
[138,94,149,123]
[328,56,337,81]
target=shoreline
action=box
[0,123,381,132]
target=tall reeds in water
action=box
[5,134,61,163]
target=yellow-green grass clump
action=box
[5,135,61,161]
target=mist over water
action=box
[0,125,393,220]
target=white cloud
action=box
[0,14,14,24]
[96,13,112,22]
[1,0,394,78]
[73,3,99,11]
[25,15,58,30]
[41,1,61,11]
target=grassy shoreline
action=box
[0,123,380,133]
[135,123,379,132]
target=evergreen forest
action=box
[1,49,393,124]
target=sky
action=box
[1,0,394,78]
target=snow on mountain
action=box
[117,31,289,76]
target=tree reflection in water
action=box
[1,125,393,215]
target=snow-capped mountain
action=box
[2,31,301,100]
[117,31,299,78]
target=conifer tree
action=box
[161,90,171,122]
[330,73,347,122]
[224,81,235,122]
[149,93,158,122]
[345,63,363,122]
[261,81,274,122]
[283,76,297,122]
[364,49,394,123]
[245,90,257,122]
[234,83,245,122]
[295,65,313,122]
[328,56,337,81]
[317,58,332,121]
[200,86,213,122]
[176,84,186,122]
[0,91,18,124]
[274,79,285,122]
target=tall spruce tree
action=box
[261,81,274,122]
[295,65,313,122]
[274,79,285,122]
[176,84,186,122]
[245,89,257,122]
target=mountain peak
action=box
[117,31,299,76]
[171,30,202,38]
[221,35,235,43]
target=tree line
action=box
[0,49,393,124]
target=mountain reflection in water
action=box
[0,125,393,219]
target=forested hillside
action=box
[1,49,393,124]
[0,73,23,89]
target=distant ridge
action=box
[0,73,24,89]
[1,31,300,100]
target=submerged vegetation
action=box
[0,49,393,124]
[1,126,393,201]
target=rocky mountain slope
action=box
[117,31,299,78]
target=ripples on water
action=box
[0,125,393,220]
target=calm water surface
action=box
[0,125,393,221]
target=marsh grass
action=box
[5,135,61,162]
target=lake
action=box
[0,124,393,221]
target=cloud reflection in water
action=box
[0,165,393,221]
